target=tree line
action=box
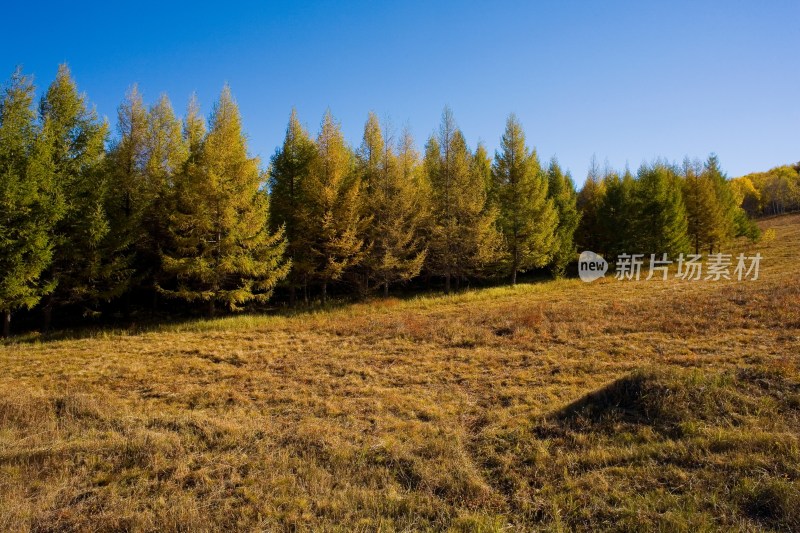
[575,154,761,260]
[731,163,800,217]
[0,65,762,336]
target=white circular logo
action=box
[578,251,608,282]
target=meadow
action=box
[1,215,798,532]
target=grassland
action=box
[1,215,799,532]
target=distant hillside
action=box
[733,162,800,216]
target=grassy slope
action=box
[1,215,799,532]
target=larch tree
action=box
[403,125,434,282]
[159,86,289,315]
[142,93,188,297]
[183,93,206,164]
[108,90,186,282]
[474,141,493,200]
[107,85,148,239]
[38,64,120,330]
[302,111,364,303]
[268,109,316,305]
[547,158,580,277]
[356,112,426,296]
[491,114,556,284]
[157,94,204,295]
[704,154,737,253]
[575,155,606,253]
[632,162,689,256]
[597,168,635,259]
[0,69,61,337]
[105,85,148,300]
[145,94,188,189]
[681,157,719,255]
[424,107,502,291]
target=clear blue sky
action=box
[2,1,798,183]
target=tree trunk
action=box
[321,282,327,304]
[512,248,519,286]
[3,311,10,339]
[289,286,296,308]
[383,280,389,298]
[303,275,309,305]
[445,273,451,294]
[208,299,216,318]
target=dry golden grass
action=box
[1,215,799,531]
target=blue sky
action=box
[2,1,798,184]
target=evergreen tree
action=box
[105,85,148,300]
[269,109,317,305]
[0,69,61,337]
[597,168,635,259]
[703,154,737,253]
[301,111,364,303]
[105,91,186,306]
[160,87,289,315]
[424,107,502,291]
[142,94,188,297]
[107,85,148,238]
[183,93,206,162]
[38,64,119,330]
[356,113,426,296]
[681,157,719,255]
[145,94,188,205]
[575,155,606,253]
[474,142,493,199]
[632,162,689,256]
[403,125,434,282]
[733,207,761,242]
[492,114,556,284]
[547,158,580,277]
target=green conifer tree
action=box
[547,158,581,277]
[0,69,61,336]
[491,114,556,284]
[160,87,289,315]
[38,64,119,330]
[575,155,606,253]
[681,157,719,255]
[356,113,426,296]
[142,94,188,299]
[269,109,316,305]
[105,86,148,301]
[424,107,502,291]
[703,154,737,253]
[597,168,635,259]
[302,111,364,303]
[632,162,689,256]
[107,85,148,236]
